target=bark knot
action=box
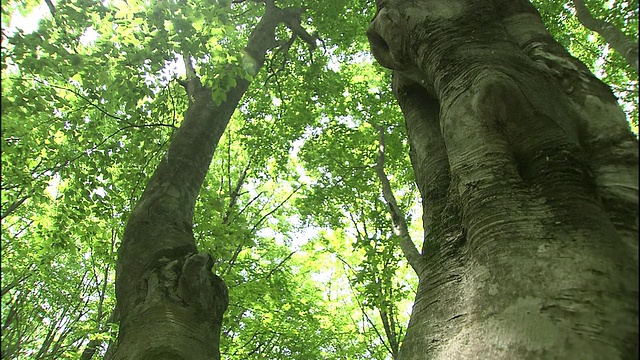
[177,253,229,319]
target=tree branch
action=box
[223,184,302,276]
[222,156,252,224]
[182,51,198,80]
[334,254,395,357]
[373,126,424,275]
[44,0,56,15]
[26,77,125,122]
[248,184,302,235]
[379,307,399,359]
[282,8,317,50]
[262,250,296,279]
[571,0,638,73]
[1,272,33,297]
[1,195,28,220]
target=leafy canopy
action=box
[1,0,637,359]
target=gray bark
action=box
[367,0,638,359]
[110,3,316,359]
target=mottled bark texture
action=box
[110,3,316,359]
[367,0,638,359]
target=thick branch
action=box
[182,51,197,80]
[373,126,424,275]
[44,0,56,15]
[572,0,638,73]
[243,5,316,78]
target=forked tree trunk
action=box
[367,0,638,358]
[110,3,315,359]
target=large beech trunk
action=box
[367,0,638,358]
[110,4,315,359]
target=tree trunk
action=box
[110,3,315,359]
[367,0,638,359]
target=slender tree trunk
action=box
[110,3,315,359]
[367,0,638,359]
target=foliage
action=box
[1,0,636,359]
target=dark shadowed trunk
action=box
[109,3,316,359]
[367,0,638,358]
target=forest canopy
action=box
[1,0,637,359]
